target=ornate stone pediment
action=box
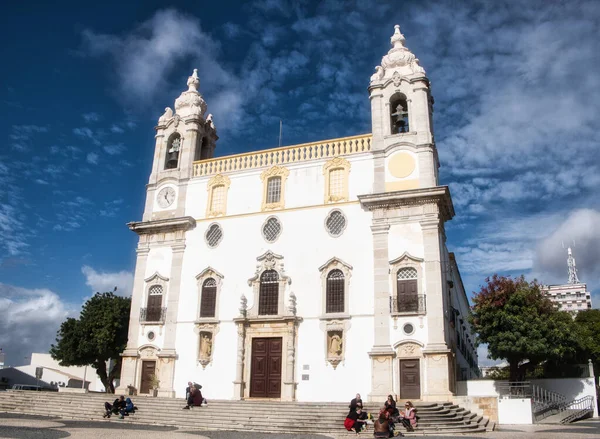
[247,251,291,285]
[144,272,170,283]
[389,252,424,266]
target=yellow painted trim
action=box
[260,166,290,211]
[323,157,351,204]
[195,200,360,222]
[205,174,231,218]
[385,179,419,192]
[388,152,416,179]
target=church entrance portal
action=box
[399,359,421,399]
[250,337,282,398]
[140,360,156,394]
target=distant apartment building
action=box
[542,247,592,314]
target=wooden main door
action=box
[140,360,156,394]
[250,337,282,398]
[399,359,421,399]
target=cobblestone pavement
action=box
[0,414,599,439]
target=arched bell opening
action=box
[390,93,409,134]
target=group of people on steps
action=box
[345,393,417,437]
[103,395,137,419]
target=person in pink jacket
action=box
[399,401,417,431]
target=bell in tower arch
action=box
[165,134,181,169]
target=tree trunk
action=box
[94,360,114,393]
[107,358,122,394]
[509,359,519,382]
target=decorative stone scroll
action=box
[370,25,425,85]
[246,250,292,317]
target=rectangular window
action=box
[266,177,281,204]
[210,185,225,213]
[329,168,344,199]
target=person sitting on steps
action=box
[349,393,363,413]
[399,401,417,432]
[103,395,126,419]
[183,384,203,409]
[373,408,404,438]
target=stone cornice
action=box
[358,186,454,221]
[127,216,196,236]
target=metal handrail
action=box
[559,396,594,424]
[140,307,167,323]
[389,294,426,314]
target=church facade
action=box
[117,25,479,402]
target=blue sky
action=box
[1,0,599,366]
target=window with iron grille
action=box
[262,217,282,242]
[325,210,346,237]
[205,223,223,248]
[266,177,281,204]
[259,270,279,315]
[328,168,344,199]
[210,185,226,213]
[326,269,345,313]
[200,278,217,318]
[147,285,163,321]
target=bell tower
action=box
[360,26,455,403]
[368,25,438,193]
[142,69,218,222]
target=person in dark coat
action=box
[344,408,366,434]
[349,393,363,413]
[373,408,404,437]
[384,395,398,416]
[185,381,193,400]
[183,384,203,409]
[103,395,126,418]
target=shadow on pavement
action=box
[0,426,70,439]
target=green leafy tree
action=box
[574,309,600,366]
[50,291,131,393]
[470,275,578,381]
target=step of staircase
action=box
[0,391,489,436]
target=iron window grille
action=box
[325,210,347,237]
[205,223,223,248]
[326,269,345,313]
[390,294,426,314]
[258,269,279,315]
[200,278,217,318]
[262,217,282,242]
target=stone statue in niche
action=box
[200,332,212,359]
[328,331,343,357]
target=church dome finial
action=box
[391,25,406,48]
[175,68,207,119]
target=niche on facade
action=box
[194,324,219,369]
[165,133,181,169]
[320,319,351,369]
[390,93,409,134]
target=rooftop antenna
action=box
[278,120,283,147]
[567,245,580,284]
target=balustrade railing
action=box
[390,294,426,315]
[192,134,372,177]
[140,307,167,324]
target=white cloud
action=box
[81,265,134,297]
[110,124,125,134]
[82,112,100,123]
[0,283,74,367]
[103,143,126,155]
[86,152,99,164]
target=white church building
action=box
[117,25,479,402]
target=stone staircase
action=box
[0,391,492,436]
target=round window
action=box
[325,210,347,237]
[403,323,415,335]
[205,223,223,248]
[147,331,156,341]
[262,217,282,242]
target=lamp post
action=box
[82,365,87,390]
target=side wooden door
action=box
[399,359,421,399]
[140,360,156,394]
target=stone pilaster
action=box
[233,322,246,400]
[157,242,186,397]
[282,322,297,401]
[116,246,149,394]
[368,223,396,402]
[420,218,452,400]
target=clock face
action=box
[157,187,176,208]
